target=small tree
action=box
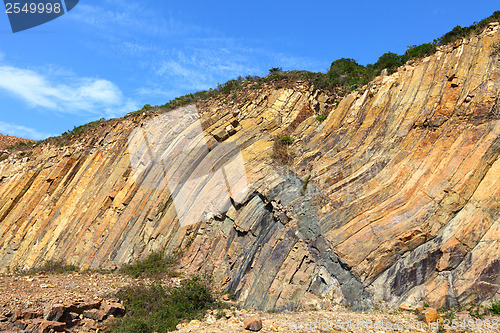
[269,67,283,74]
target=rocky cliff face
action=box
[1,24,499,311]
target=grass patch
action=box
[444,310,456,320]
[6,141,38,151]
[111,275,224,333]
[119,251,180,279]
[62,120,101,138]
[467,304,488,319]
[490,299,500,315]
[16,260,79,275]
[278,136,296,144]
[316,114,328,122]
[33,118,110,149]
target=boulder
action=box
[398,303,413,311]
[243,316,263,331]
[102,301,126,317]
[43,304,65,321]
[83,308,107,321]
[422,308,438,323]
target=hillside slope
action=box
[0,133,34,150]
[0,23,499,310]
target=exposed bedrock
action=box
[0,24,499,310]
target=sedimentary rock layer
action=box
[0,24,499,310]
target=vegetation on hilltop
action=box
[153,11,500,109]
[2,11,498,152]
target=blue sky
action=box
[0,0,498,140]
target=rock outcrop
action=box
[0,133,34,150]
[0,24,499,311]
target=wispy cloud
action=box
[153,46,324,94]
[0,121,55,140]
[0,64,139,118]
[136,85,183,99]
[67,0,323,102]
[70,1,204,38]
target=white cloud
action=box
[66,0,325,102]
[0,65,138,118]
[0,121,54,140]
[136,85,182,99]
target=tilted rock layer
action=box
[1,24,500,311]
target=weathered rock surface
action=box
[243,316,263,331]
[0,25,500,311]
[0,272,163,332]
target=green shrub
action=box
[435,11,500,46]
[119,251,179,278]
[269,67,283,74]
[217,79,243,94]
[373,52,404,74]
[112,275,224,333]
[16,260,79,275]
[142,104,154,111]
[258,70,333,92]
[490,299,500,315]
[327,58,373,90]
[402,43,437,62]
[323,11,500,89]
[438,25,468,45]
[316,114,328,122]
[279,136,296,144]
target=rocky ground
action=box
[176,307,500,333]
[0,272,498,333]
[0,272,134,332]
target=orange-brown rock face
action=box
[0,24,499,311]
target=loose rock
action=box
[243,316,263,331]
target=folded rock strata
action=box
[0,24,499,310]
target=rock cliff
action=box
[0,23,499,311]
